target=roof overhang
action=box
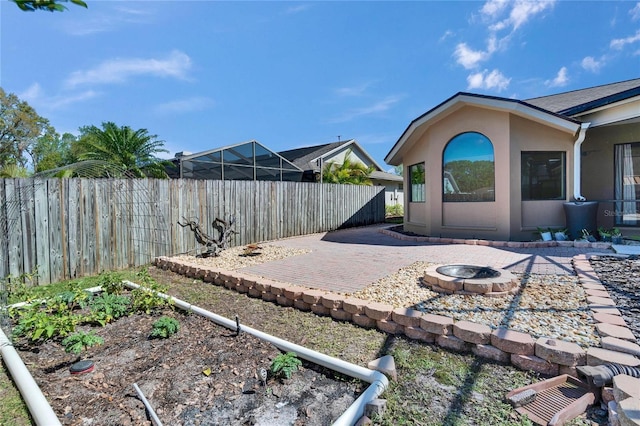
[569,94,640,127]
[384,93,581,165]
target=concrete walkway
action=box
[240,224,612,293]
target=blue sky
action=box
[1,1,639,170]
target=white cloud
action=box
[610,30,640,50]
[581,56,604,73]
[545,67,569,87]
[454,0,554,73]
[630,2,640,21]
[65,50,192,88]
[481,0,509,19]
[49,90,100,109]
[466,69,511,91]
[155,97,215,114]
[18,83,99,111]
[439,30,455,43]
[284,4,310,15]
[334,82,374,97]
[329,95,403,123]
[61,6,154,36]
[19,83,44,103]
[488,0,555,33]
[454,43,489,69]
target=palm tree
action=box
[322,150,374,185]
[75,122,171,178]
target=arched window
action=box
[443,132,495,202]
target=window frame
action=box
[408,162,426,203]
[442,132,495,202]
[521,151,566,201]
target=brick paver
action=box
[240,224,611,293]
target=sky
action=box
[1,1,639,170]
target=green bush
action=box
[270,352,302,379]
[385,204,404,217]
[97,271,125,295]
[62,331,104,354]
[150,316,179,339]
[89,293,131,325]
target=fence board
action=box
[0,181,8,280]
[34,179,50,285]
[0,178,383,284]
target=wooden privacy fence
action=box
[0,178,385,285]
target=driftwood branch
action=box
[177,216,238,257]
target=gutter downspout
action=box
[0,326,62,426]
[573,122,591,201]
[123,281,389,426]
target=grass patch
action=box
[0,361,31,426]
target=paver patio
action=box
[240,224,613,293]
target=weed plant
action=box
[270,352,302,379]
[62,331,104,354]
[150,316,180,338]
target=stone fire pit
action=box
[423,264,519,297]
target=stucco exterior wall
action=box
[508,115,575,241]
[581,122,640,231]
[403,105,512,239]
[402,106,578,241]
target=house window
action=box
[614,143,640,226]
[409,163,425,202]
[442,132,495,202]
[521,152,566,200]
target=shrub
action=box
[97,271,125,295]
[62,331,104,354]
[385,204,404,217]
[270,352,302,380]
[150,316,179,339]
[89,293,131,326]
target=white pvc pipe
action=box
[0,326,62,426]
[573,122,591,201]
[133,383,163,426]
[122,280,389,426]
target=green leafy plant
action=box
[385,204,403,217]
[130,271,173,314]
[97,271,125,295]
[62,331,104,354]
[50,284,91,311]
[89,293,130,326]
[131,282,172,314]
[150,316,180,339]
[2,271,39,305]
[270,352,302,380]
[12,308,81,341]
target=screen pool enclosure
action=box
[171,140,304,182]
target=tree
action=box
[11,0,87,12]
[74,122,170,178]
[322,150,374,185]
[31,131,76,172]
[0,87,55,170]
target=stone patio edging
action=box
[379,228,612,249]
[152,255,640,383]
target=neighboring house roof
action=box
[370,170,403,182]
[525,78,640,115]
[385,92,581,165]
[278,139,386,173]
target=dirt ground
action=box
[12,275,364,425]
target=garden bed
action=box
[7,284,363,425]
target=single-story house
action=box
[385,78,640,241]
[278,139,404,207]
